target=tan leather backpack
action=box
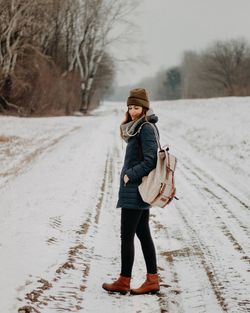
[138,122,178,208]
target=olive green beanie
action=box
[127,88,150,109]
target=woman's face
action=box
[128,105,143,120]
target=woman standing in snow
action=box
[102,88,160,295]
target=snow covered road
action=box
[0,98,249,313]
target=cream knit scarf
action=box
[120,109,154,143]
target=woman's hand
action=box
[123,174,129,185]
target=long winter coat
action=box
[116,114,158,209]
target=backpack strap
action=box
[138,122,162,150]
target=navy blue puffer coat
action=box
[116,114,158,209]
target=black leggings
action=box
[120,208,157,277]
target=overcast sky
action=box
[114,0,250,86]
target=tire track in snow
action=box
[151,216,183,313]
[152,211,224,313]
[152,189,250,313]
[163,133,250,259]
[168,137,249,218]
[182,159,249,210]
[16,106,123,313]
[175,199,250,313]
[0,125,82,189]
[180,161,250,232]
[173,165,250,311]
[149,132,250,313]
[178,162,250,262]
[17,149,111,313]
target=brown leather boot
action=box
[130,273,160,295]
[102,275,131,295]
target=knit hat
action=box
[127,88,150,109]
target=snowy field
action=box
[0,97,249,313]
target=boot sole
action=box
[102,287,129,295]
[107,290,129,295]
[130,289,160,295]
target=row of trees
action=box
[182,38,250,98]
[0,0,138,115]
[137,38,250,100]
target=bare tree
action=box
[88,51,115,109]
[181,51,204,98]
[0,0,140,115]
[0,0,56,112]
[181,39,250,98]
[68,0,140,112]
[0,0,53,75]
[199,39,250,96]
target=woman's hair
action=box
[120,107,148,138]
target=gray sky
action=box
[115,0,250,86]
